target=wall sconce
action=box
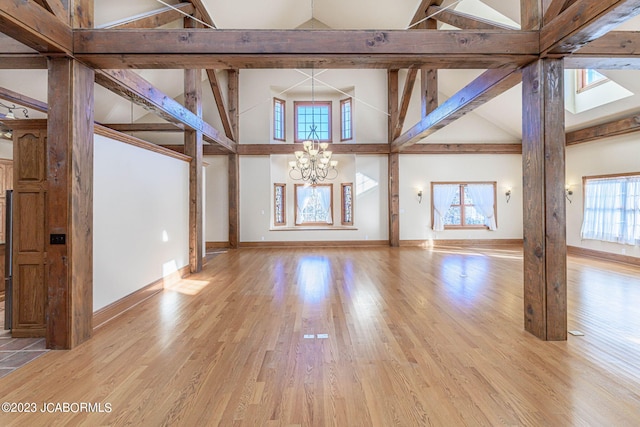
[565,186,573,204]
[417,190,423,204]
[505,189,512,203]
[0,101,29,119]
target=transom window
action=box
[294,101,332,143]
[432,182,497,231]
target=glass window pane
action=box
[445,206,461,225]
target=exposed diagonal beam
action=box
[566,112,640,145]
[392,68,418,141]
[205,69,234,141]
[98,3,195,29]
[0,86,48,113]
[541,0,640,55]
[0,0,72,53]
[410,0,444,28]
[427,5,518,30]
[543,0,573,25]
[39,0,68,23]
[391,68,523,151]
[188,0,216,28]
[95,69,235,152]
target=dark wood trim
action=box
[206,69,235,141]
[239,240,388,248]
[237,143,390,155]
[568,246,640,267]
[102,123,185,132]
[93,265,190,330]
[388,69,399,143]
[0,54,48,69]
[206,242,229,249]
[403,143,522,154]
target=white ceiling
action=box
[3,0,640,143]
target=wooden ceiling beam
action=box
[566,31,640,69]
[0,0,72,53]
[426,6,518,30]
[541,0,640,55]
[102,123,184,132]
[391,68,523,152]
[72,29,539,69]
[99,3,195,29]
[0,54,47,69]
[566,112,640,145]
[0,85,48,113]
[94,69,235,153]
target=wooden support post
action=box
[387,70,400,247]
[522,58,567,341]
[228,70,240,249]
[184,19,203,272]
[47,57,94,349]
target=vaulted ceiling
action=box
[2,0,640,147]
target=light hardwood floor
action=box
[0,246,639,426]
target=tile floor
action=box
[0,299,48,379]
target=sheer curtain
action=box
[318,187,332,223]
[581,176,640,245]
[467,184,497,230]
[432,184,459,231]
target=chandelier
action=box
[288,68,338,184]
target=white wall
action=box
[238,154,388,242]
[0,139,13,159]
[399,154,524,241]
[566,135,640,259]
[204,155,229,242]
[93,134,190,311]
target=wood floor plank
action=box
[0,246,639,426]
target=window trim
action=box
[341,182,354,226]
[431,181,497,230]
[294,101,332,143]
[577,69,609,93]
[294,183,334,226]
[273,183,286,226]
[273,98,286,142]
[340,97,353,142]
[581,172,640,244]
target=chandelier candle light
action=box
[288,131,338,184]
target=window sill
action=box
[270,226,358,231]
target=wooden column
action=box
[522,58,567,341]
[387,70,400,247]
[228,69,239,249]
[47,58,94,349]
[184,17,204,272]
